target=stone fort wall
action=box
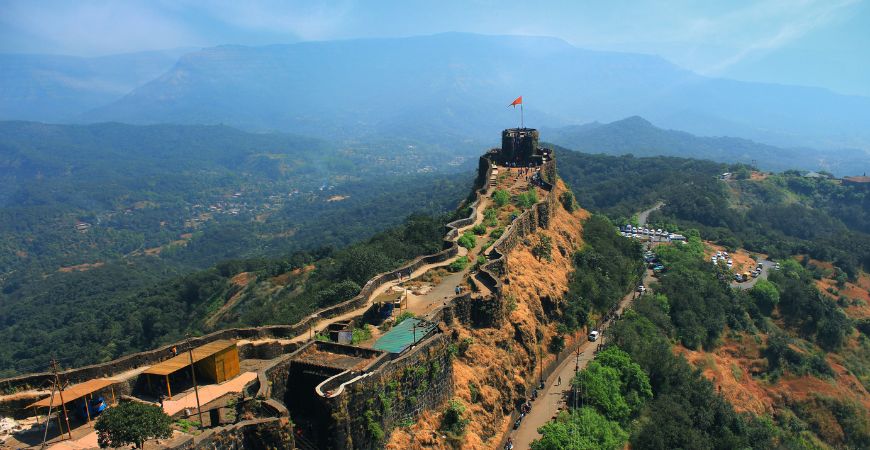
[0,164,493,394]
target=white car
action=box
[588,330,600,341]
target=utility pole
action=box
[186,337,204,427]
[40,376,59,449]
[538,344,543,386]
[50,359,73,441]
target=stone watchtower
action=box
[500,128,548,166]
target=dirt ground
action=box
[57,262,104,273]
[677,333,775,415]
[679,330,870,419]
[703,242,764,274]
[386,178,589,449]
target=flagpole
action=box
[521,103,524,129]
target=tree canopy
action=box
[95,402,172,449]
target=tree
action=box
[573,362,631,422]
[532,408,628,450]
[95,402,172,449]
[532,234,553,262]
[440,398,469,438]
[559,191,577,212]
[749,279,780,314]
[594,347,652,412]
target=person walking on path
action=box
[557,376,561,386]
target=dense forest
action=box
[535,234,869,449]
[0,212,458,376]
[0,122,476,376]
[555,147,870,276]
[532,145,870,449]
[560,214,643,330]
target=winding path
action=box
[637,201,664,227]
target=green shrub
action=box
[471,224,487,235]
[458,231,477,249]
[493,189,510,207]
[449,256,469,272]
[441,398,470,437]
[469,382,481,403]
[516,188,539,209]
[483,208,498,227]
[351,325,373,344]
[559,191,577,212]
[489,227,504,239]
[532,234,553,262]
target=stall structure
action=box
[142,340,239,399]
[27,377,118,433]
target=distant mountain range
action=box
[543,116,870,176]
[0,49,190,122]
[2,33,870,154]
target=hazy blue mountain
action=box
[0,49,191,121]
[78,33,870,151]
[544,116,870,176]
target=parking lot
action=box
[618,224,686,243]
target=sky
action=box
[1,0,868,96]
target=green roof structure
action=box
[373,318,437,353]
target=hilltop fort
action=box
[1,128,588,450]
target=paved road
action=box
[637,202,664,227]
[730,258,775,290]
[510,270,653,449]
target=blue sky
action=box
[1,0,868,96]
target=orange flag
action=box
[509,96,522,107]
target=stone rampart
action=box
[324,333,453,449]
[1,162,493,394]
[474,150,557,308]
[166,417,294,450]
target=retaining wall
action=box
[324,333,453,450]
[167,417,294,450]
[1,162,494,394]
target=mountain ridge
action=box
[6,32,858,151]
[544,115,870,176]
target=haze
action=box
[2,0,869,97]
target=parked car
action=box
[588,330,600,341]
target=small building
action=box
[142,340,240,399]
[26,378,120,433]
[843,175,870,187]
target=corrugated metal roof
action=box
[143,340,236,376]
[373,318,436,353]
[28,378,118,408]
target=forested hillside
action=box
[0,122,473,376]
[533,146,870,449]
[556,147,870,275]
[545,116,870,176]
